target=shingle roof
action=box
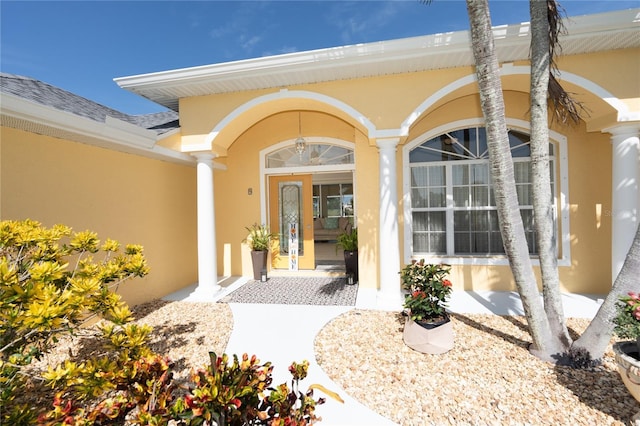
[0,73,179,135]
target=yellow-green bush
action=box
[1,220,335,425]
[0,219,150,423]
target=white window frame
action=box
[402,118,571,267]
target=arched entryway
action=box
[261,138,356,271]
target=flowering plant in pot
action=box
[400,260,454,354]
[612,291,640,419]
[613,291,640,351]
[401,260,452,325]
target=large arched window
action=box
[408,126,556,256]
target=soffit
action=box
[115,9,640,112]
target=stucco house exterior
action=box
[2,9,639,308]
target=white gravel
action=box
[24,301,639,425]
[314,310,639,426]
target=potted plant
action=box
[336,227,358,284]
[400,260,454,354]
[244,223,275,281]
[612,291,640,417]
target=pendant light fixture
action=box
[295,111,306,157]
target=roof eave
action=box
[114,8,640,111]
[0,93,195,166]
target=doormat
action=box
[218,277,357,306]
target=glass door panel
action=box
[269,174,314,269]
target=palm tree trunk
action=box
[529,0,572,350]
[465,0,560,359]
[573,223,640,360]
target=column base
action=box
[188,283,222,302]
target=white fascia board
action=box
[104,116,157,149]
[115,31,475,91]
[114,9,639,92]
[1,93,195,166]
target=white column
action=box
[192,152,220,296]
[606,124,640,282]
[376,138,402,309]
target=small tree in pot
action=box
[244,223,275,281]
[336,227,357,284]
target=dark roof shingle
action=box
[0,73,179,135]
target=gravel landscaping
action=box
[315,310,638,426]
[23,301,639,425]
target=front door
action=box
[269,174,315,269]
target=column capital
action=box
[603,123,640,139]
[191,151,217,162]
[376,137,400,150]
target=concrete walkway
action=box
[165,278,605,426]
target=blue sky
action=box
[1,0,637,115]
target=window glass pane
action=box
[490,232,504,253]
[509,130,530,146]
[412,212,446,253]
[411,167,428,186]
[413,233,429,252]
[521,209,534,231]
[473,233,489,253]
[513,162,530,183]
[428,212,446,231]
[454,211,470,231]
[453,187,469,207]
[452,164,468,185]
[470,211,489,231]
[471,187,488,206]
[429,233,446,253]
[313,197,320,218]
[411,188,429,208]
[516,184,532,205]
[266,144,354,167]
[326,196,341,217]
[342,195,354,216]
[470,163,489,185]
[511,144,531,157]
[410,147,448,163]
[454,232,470,253]
[429,166,445,186]
[429,188,446,208]
[488,211,500,231]
[477,127,488,158]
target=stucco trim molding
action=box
[401,65,637,135]
[204,89,377,150]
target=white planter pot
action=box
[612,341,640,424]
[403,314,454,354]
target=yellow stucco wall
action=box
[180,47,639,296]
[0,126,198,306]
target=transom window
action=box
[266,143,354,168]
[409,127,556,256]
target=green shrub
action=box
[0,219,150,423]
[1,220,337,425]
